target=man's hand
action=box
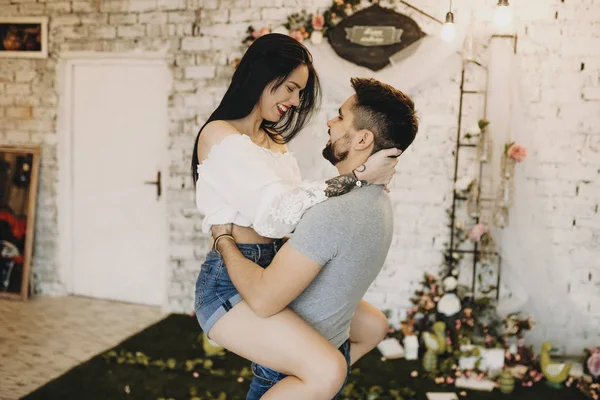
[211,223,233,238]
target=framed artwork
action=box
[0,17,48,59]
[0,145,41,300]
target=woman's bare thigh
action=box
[209,301,343,377]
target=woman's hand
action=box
[355,148,402,185]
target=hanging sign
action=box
[328,4,426,71]
[344,26,404,46]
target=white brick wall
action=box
[0,0,598,353]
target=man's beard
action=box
[322,133,351,165]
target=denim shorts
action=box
[246,339,351,400]
[194,239,284,337]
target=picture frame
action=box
[0,17,48,59]
[0,145,41,300]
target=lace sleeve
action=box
[253,181,328,238]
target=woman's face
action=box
[259,64,309,122]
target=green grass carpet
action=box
[22,314,587,400]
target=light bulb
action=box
[441,23,456,42]
[494,0,512,27]
[440,12,456,42]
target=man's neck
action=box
[335,154,370,176]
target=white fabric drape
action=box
[488,40,594,352]
[304,31,465,104]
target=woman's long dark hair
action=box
[191,33,321,183]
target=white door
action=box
[65,58,168,306]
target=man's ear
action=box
[354,129,375,150]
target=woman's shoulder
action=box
[197,121,253,165]
[200,120,241,147]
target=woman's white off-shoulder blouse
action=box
[195,134,328,238]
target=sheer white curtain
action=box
[488,39,593,352]
[303,31,465,104]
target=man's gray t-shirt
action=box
[287,185,394,348]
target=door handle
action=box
[144,171,162,200]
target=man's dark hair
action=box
[350,78,418,153]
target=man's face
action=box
[323,95,358,165]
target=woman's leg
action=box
[209,301,348,400]
[348,300,389,365]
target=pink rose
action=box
[252,27,270,38]
[507,143,527,162]
[587,350,600,378]
[535,372,543,382]
[289,30,304,43]
[312,14,325,30]
[468,223,487,242]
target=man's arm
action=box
[216,238,322,318]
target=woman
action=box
[192,33,398,399]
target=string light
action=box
[494,0,512,27]
[440,0,456,42]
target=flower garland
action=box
[242,0,382,47]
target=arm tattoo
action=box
[325,173,356,197]
[325,173,365,197]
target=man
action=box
[213,78,419,399]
